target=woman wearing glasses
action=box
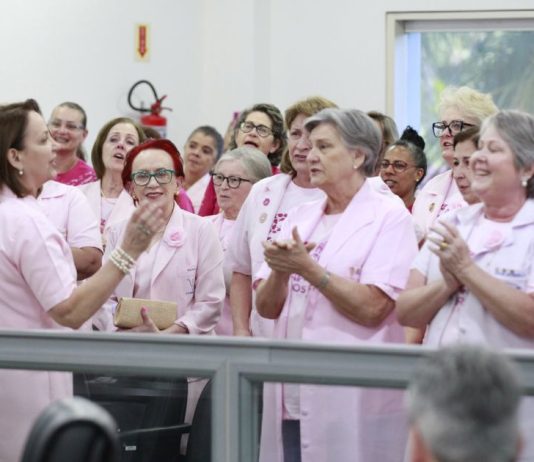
[412,87,497,241]
[380,126,427,212]
[227,96,336,337]
[197,103,287,216]
[48,102,97,186]
[96,138,225,334]
[0,100,165,461]
[208,147,272,335]
[398,111,534,458]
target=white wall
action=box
[0,0,204,151]
[1,0,532,154]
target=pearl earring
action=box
[18,169,23,176]
[522,177,529,188]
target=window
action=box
[387,11,534,175]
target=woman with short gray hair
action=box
[209,146,272,335]
[397,109,534,458]
[407,345,521,462]
[254,108,418,462]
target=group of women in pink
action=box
[0,87,533,462]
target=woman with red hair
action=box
[95,138,225,335]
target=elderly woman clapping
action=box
[254,108,418,462]
[397,110,534,458]
[209,146,272,335]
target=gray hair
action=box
[407,345,521,462]
[482,110,534,198]
[214,146,272,182]
[304,108,381,176]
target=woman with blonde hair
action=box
[412,86,497,241]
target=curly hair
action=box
[229,103,287,167]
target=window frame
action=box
[386,10,534,131]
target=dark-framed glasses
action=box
[48,119,85,132]
[239,121,273,138]
[432,120,475,138]
[380,159,416,173]
[211,172,253,189]
[131,169,176,186]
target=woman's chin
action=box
[48,169,58,182]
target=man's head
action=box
[407,345,522,462]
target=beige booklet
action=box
[113,297,177,329]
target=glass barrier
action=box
[2,331,534,462]
[256,382,409,462]
[1,365,211,462]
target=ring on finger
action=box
[439,240,449,251]
[138,224,152,236]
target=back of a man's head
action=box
[407,345,522,462]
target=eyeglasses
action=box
[432,120,475,138]
[211,172,253,189]
[380,159,416,173]
[131,169,176,186]
[239,121,273,138]
[48,119,85,132]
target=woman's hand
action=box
[439,260,462,292]
[119,307,160,333]
[428,220,474,282]
[120,199,166,259]
[262,227,316,276]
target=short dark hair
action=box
[386,126,428,185]
[0,98,42,197]
[229,103,287,167]
[187,125,224,160]
[453,125,480,149]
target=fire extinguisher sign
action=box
[135,24,150,62]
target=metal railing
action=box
[2,330,534,461]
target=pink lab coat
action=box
[255,180,418,462]
[96,206,225,333]
[39,180,102,251]
[0,187,76,462]
[78,180,136,243]
[414,200,534,461]
[412,170,466,240]
[227,173,325,337]
[209,213,236,336]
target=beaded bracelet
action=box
[115,247,136,267]
[109,247,136,275]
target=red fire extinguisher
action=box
[127,80,172,138]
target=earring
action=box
[18,169,23,176]
[521,177,529,188]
